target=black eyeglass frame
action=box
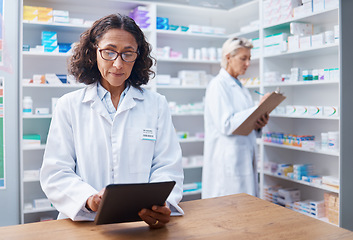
[97,46,139,63]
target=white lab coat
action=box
[202,68,258,199]
[40,84,184,221]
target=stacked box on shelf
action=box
[310,200,325,218]
[52,10,69,23]
[130,6,150,29]
[264,33,288,55]
[324,192,339,225]
[156,17,168,30]
[263,0,302,26]
[23,6,53,23]
[23,6,39,22]
[41,31,58,53]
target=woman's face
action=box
[226,47,251,79]
[96,28,138,90]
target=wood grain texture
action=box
[1,193,352,239]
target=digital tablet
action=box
[94,181,176,225]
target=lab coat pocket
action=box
[126,127,156,173]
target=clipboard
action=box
[94,181,176,225]
[232,91,286,136]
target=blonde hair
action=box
[221,37,253,69]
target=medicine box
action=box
[23,6,39,22]
[53,10,69,17]
[278,188,301,202]
[38,7,53,23]
[33,198,52,209]
[323,106,339,117]
[23,169,40,181]
[290,22,313,36]
[288,35,300,51]
[23,134,41,145]
[311,33,325,48]
[308,106,323,116]
[313,0,325,12]
[300,35,311,49]
[35,108,50,115]
[41,31,58,47]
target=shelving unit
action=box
[253,0,341,227]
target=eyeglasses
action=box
[97,47,138,62]
[232,37,244,45]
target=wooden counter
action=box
[1,193,352,239]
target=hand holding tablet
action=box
[94,181,176,225]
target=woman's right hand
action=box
[86,188,105,212]
[258,92,271,105]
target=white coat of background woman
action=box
[202,37,269,199]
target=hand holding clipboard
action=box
[232,89,286,136]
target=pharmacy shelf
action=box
[183,189,202,196]
[179,137,204,143]
[23,206,57,214]
[183,164,203,170]
[23,114,52,119]
[22,144,46,151]
[22,83,84,88]
[264,43,339,59]
[262,141,340,157]
[156,29,228,40]
[157,58,220,64]
[264,171,339,193]
[22,51,71,57]
[263,80,339,87]
[172,112,204,116]
[156,85,207,89]
[264,7,338,29]
[269,114,339,120]
[23,178,40,183]
[23,20,90,29]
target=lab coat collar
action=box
[116,86,144,115]
[82,83,145,120]
[82,83,144,103]
[219,68,242,88]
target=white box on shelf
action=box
[311,33,325,48]
[290,22,313,36]
[288,35,300,51]
[35,108,50,115]
[323,106,339,117]
[33,198,52,209]
[299,35,311,49]
[313,0,325,12]
[156,75,171,85]
[23,169,40,181]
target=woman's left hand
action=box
[138,203,171,229]
[255,113,269,130]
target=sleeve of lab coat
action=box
[149,95,184,215]
[40,95,98,221]
[205,80,257,136]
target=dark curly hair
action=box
[68,13,155,89]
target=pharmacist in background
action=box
[202,37,269,199]
[40,13,184,228]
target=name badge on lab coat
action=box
[142,128,156,141]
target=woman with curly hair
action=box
[40,13,184,228]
